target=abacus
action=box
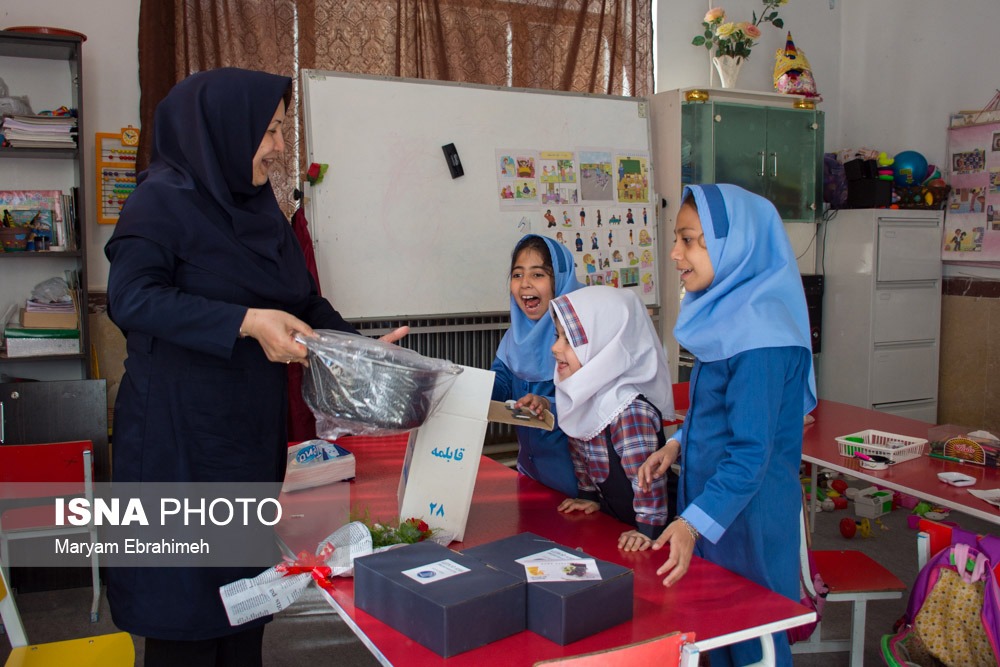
[95,128,139,224]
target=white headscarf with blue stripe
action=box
[674,184,816,413]
[550,286,673,441]
[496,234,583,382]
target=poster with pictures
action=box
[496,149,539,209]
[614,151,650,204]
[538,151,579,206]
[578,149,615,201]
[496,145,656,304]
[944,121,1000,261]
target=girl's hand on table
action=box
[618,529,653,552]
[651,519,696,587]
[558,498,599,515]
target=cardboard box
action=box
[19,306,78,329]
[463,532,633,645]
[854,486,893,519]
[398,365,494,542]
[19,292,79,329]
[3,324,80,357]
[354,541,526,657]
[487,400,554,431]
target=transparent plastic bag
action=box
[30,277,71,303]
[299,330,462,439]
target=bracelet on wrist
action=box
[674,516,699,541]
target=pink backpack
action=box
[882,537,1000,666]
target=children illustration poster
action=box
[944,121,1000,260]
[615,152,650,204]
[496,149,539,209]
[538,151,579,206]
[578,149,614,201]
[496,145,655,302]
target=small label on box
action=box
[523,559,602,582]
[402,559,470,585]
[514,548,579,564]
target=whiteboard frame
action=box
[300,70,658,320]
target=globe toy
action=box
[892,150,928,188]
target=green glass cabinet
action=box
[681,100,823,222]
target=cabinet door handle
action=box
[770,152,778,177]
[1,400,4,444]
[758,151,766,177]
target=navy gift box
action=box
[354,541,526,657]
[463,532,633,645]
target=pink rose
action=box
[743,23,762,39]
[704,7,725,22]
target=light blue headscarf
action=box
[496,234,583,382]
[674,184,816,413]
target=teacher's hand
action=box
[379,325,410,344]
[241,308,314,364]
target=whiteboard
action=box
[301,71,658,320]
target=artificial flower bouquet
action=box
[220,516,450,626]
[692,0,786,60]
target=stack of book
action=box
[20,293,78,329]
[2,292,80,358]
[1,113,78,149]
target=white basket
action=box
[835,429,928,464]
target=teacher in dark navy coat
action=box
[105,67,406,667]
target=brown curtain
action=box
[137,0,653,216]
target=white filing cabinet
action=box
[817,209,943,422]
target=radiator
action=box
[353,314,515,445]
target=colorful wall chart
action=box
[495,146,656,299]
[944,120,1000,261]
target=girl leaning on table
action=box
[490,234,583,498]
[519,285,674,551]
[638,184,816,667]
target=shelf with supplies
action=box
[0,29,91,381]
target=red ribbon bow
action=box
[276,542,336,592]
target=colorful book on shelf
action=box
[0,190,63,247]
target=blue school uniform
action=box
[674,184,816,667]
[492,235,582,497]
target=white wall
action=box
[5,1,999,288]
[655,0,843,147]
[1,1,140,290]
[656,0,1000,279]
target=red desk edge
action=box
[278,434,814,665]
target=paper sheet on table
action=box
[967,488,1000,508]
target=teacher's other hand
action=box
[241,308,314,364]
[379,325,410,344]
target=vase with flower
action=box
[693,0,786,89]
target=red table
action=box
[278,434,814,665]
[802,400,1000,528]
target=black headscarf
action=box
[106,67,310,304]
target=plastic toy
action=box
[892,150,928,187]
[830,479,848,494]
[773,32,820,99]
[839,517,857,539]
